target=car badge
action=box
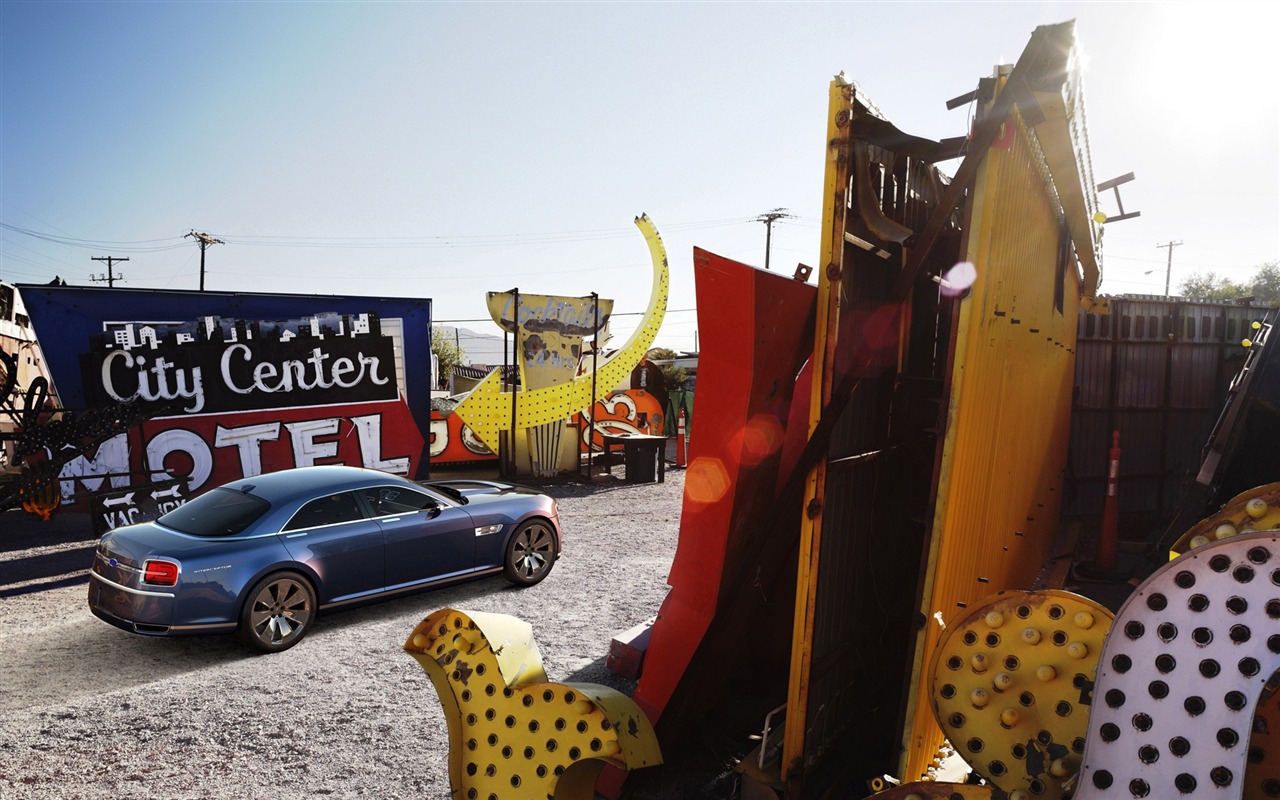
[108,558,119,567]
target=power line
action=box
[2,214,828,285]
[2,215,792,257]
[434,308,697,325]
[0,222,188,252]
[218,216,757,248]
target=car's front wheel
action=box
[503,519,557,586]
[239,571,316,653]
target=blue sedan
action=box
[87,465,561,652]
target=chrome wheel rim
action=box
[512,523,555,580]
[249,577,312,646]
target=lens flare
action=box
[728,414,785,466]
[684,457,731,505]
[940,262,978,297]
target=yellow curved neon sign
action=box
[453,214,669,449]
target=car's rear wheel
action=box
[239,571,316,653]
[503,519,557,586]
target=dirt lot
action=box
[0,469,684,799]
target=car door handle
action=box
[285,532,308,539]
[381,517,401,523]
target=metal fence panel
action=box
[1066,298,1265,531]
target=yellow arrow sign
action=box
[453,214,669,450]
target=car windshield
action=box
[158,487,271,536]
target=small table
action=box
[600,434,671,484]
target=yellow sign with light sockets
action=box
[928,590,1113,800]
[404,608,661,799]
[1169,482,1280,560]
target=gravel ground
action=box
[0,469,683,800]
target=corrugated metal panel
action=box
[804,459,885,752]
[1064,298,1265,526]
[797,358,912,774]
[902,104,1082,780]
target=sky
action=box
[2,1,1277,357]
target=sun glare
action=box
[1136,4,1273,125]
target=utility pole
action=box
[1157,240,1183,297]
[756,208,793,271]
[89,255,128,288]
[185,230,224,291]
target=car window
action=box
[283,492,367,532]
[361,486,440,517]
[158,487,270,537]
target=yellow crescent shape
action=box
[453,214,669,450]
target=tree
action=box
[647,347,688,391]
[1249,261,1280,304]
[1179,272,1244,301]
[432,327,466,389]
[1180,260,1280,304]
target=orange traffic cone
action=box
[675,409,687,468]
[1097,430,1121,572]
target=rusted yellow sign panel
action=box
[485,292,613,391]
[901,98,1085,782]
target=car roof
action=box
[220,465,410,507]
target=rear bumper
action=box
[88,571,237,636]
[89,601,171,636]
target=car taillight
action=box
[143,560,179,586]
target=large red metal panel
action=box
[631,248,815,725]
